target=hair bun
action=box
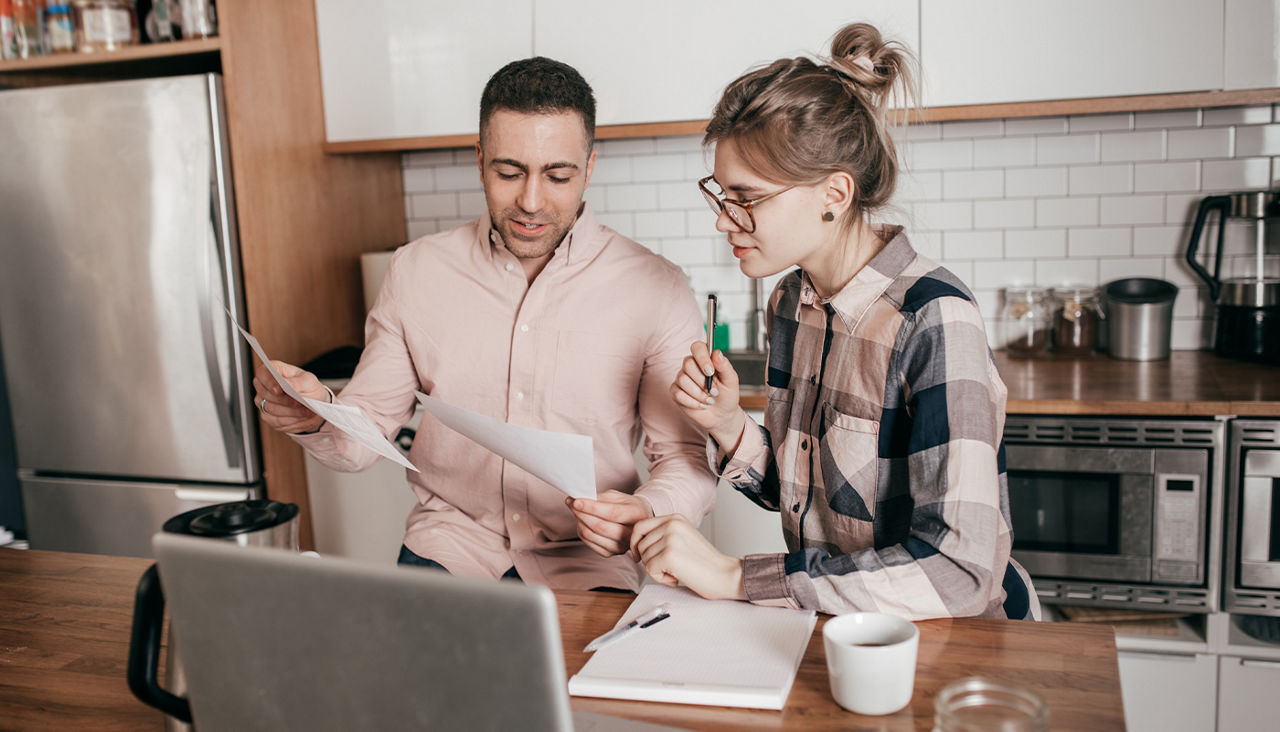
[826,22,914,112]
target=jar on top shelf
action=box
[999,286,1052,358]
[71,0,138,53]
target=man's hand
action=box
[565,490,655,557]
[252,360,328,435]
[630,513,746,601]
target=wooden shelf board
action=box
[0,38,220,73]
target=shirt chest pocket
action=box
[552,330,643,425]
[818,404,880,524]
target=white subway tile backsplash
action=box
[973,136,1037,168]
[1005,167,1067,197]
[1069,164,1133,195]
[434,164,482,191]
[606,183,658,211]
[907,139,973,170]
[1006,228,1066,258]
[1203,158,1272,190]
[1168,127,1232,160]
[944,169,1004,199]
[1100,130,1165,162]
[399,102,1262,351]
[1036,134,1100,165]
[974,199,1035,229]
[943,119,1004,138]
[1134,161,1199,193]
[1203,105,1273,126]
[944,230,1002,260]
[1069,227,1131,258]
[1005,117,1068,136]
[402,167,434,194]
[914,201,973,231]
[1135,109,1201,129]
[1170,319,1209,350]
[1037,197,1098,227]
[1236,124,1280,157]
[1100,195,1165,226]
[1068,113,1133,132]
[1034,258,1098,286]
[1133,225,1186,256]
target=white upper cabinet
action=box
[534,0,919,127]
[1225,0,1280,89]
[314,0,533,142]
[920,0,1225,107]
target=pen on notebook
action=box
[705,293,718,393]
[584,604,671,653]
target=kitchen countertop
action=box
[740,350,1280,417]
[0,547,1126,730]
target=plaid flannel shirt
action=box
[721,228,1016,619]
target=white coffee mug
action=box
[823,612,919,715]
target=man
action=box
[254,57,715,592]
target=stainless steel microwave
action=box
[1224,419,1280,616]
[1005,416,1226,611]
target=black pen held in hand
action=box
[705,294,718,393]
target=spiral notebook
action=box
[568,584,816,710]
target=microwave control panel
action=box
[1154,472,1203,580]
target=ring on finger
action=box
[260,398,269,416]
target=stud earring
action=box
[822,211,835,222]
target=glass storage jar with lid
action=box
[1049,284,1102,356]
[72,0,139,53]
[999,286,1051,358]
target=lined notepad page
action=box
[568,584,816,710]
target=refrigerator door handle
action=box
[198,187,242,470]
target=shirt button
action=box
[512,513,521,522]
[505,263,514,272]
[810,375,817,385]
[792,502,801,513]
[800,439,808,450]
[516,391,525,400]
[520,324,529,333]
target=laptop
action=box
[151,533,682,732]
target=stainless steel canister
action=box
[1103,278,1178,361]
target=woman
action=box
[629,23,1033,619]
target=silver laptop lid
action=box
[152,533,574,732]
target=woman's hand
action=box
[669,342,747,454]
[630,514,746,601]
[252,360,327,435]
[565,491,654,557]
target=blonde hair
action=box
[703,23,918,225]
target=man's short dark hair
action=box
[479,57,596,148]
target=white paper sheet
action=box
[568,584,816,710]
[228,312,418,472]
[414,391,595,499]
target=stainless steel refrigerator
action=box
[0,74,261,558]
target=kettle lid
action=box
[163,500,299,538]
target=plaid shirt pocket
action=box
[818,404,881,532]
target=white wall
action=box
[400,104,1280,350]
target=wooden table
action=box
[0,548,1126,730]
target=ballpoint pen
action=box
[705,293,718,393]
[584,604,672,653]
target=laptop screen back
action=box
[152,533,574,732]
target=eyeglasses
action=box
[698,175,795,234]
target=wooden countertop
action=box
[741,350,1280,416]
[1,548,1124,730]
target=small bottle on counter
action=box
[71,0,138,52]
[1049,285,1102,356]
[999,286,1051,358]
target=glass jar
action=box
[934,677,1049,732]
[72,0,139,53]
[46,4,76,53]
[999,286,1051,358]
[1049,285,1102,356]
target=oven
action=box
[1224,419,1280,615]
[1004,416,1226,611]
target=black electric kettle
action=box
[127,500,299,730]
[1184,190,1280,364]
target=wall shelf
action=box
[0,38,220,72]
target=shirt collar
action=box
[799,225,914,333]
[481,203,606,267]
